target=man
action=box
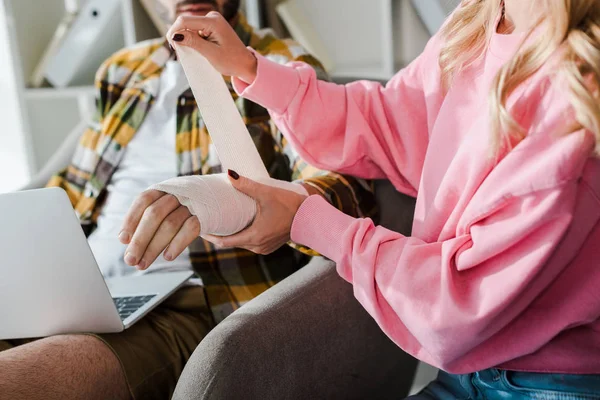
[0,1,376,399]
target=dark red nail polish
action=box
[228,169,240,180]
[173,33,185,42]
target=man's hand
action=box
[119,190,200,270]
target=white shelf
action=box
[2,0,160,174]
[24,86,96,100]
[244,0,262,28]
[331,65,396,81]
[0,0,34,192]
[287,0,395,80]
[410,0,458,35]
[282,0,453,82]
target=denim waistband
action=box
[431,368,600,399]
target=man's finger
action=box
[137,206,191,270]
[124,194,181,266]
[203,224,257,249]
[164,216,201,261]
[120,190,166,244]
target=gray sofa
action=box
[172,180,436,399]
[26,123,438,399]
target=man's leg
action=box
[95,286,213,399]
[0,286,213,400]
[0,335,129,400]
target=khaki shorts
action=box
[0,286,214,400]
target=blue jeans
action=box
[408,369,600,399]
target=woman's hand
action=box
[167,11,258,83]
[202,170,308,255]
[119,190,200,270]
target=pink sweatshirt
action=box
[233,28,600,374]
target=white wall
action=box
[0,0,34,193]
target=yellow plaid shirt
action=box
[48,14,377,323]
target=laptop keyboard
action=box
[113,295,157,321]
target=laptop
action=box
[0,188,194,340]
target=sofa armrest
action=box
[174,257,418,400]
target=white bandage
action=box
[150,45,307,236]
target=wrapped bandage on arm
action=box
[151,174,307,236]
[150,45,307,236]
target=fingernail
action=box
[228,169,239,180]
[124,252,136,266]
[173,33,184,42]
[164,246,172,261]
[137,260,147,270]
[118,231,130,243]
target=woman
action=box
[122,1,600,397]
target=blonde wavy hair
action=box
[440,0,600,155]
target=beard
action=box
[175,0,240,21]
[220,0,240,21]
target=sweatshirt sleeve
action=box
[233,38,442,197]
[290,181,579,372]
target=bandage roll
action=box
[150,44,307,236]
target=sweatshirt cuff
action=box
[291,195,356,262]
[232,49,301,115]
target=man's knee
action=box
[0,334,124,376]
[0,335,129,400]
